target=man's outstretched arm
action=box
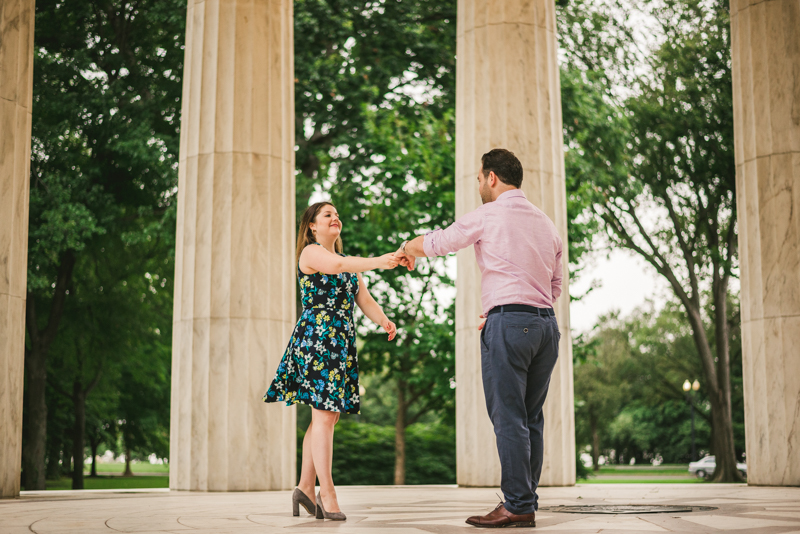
[395,209,485,270]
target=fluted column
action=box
[0,0,34,499]
[455,0,575,487]
[169,0,296,491]
[731,0,800,486]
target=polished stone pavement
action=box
[2,484,799,533]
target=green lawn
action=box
[578,464,703,483]
[87,463,169,474]
[36,463,705,490]
[580,478,703,484]
[577,463,751,483]
[595,466,691,476]
[45,475,169,491]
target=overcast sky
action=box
[568,250,670,334]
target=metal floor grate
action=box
[540,505,717,514]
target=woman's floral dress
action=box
[263,246,361,414]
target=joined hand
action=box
[393,249,416,271]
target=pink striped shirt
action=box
[423,189,563,315]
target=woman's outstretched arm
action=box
[300,244,399,275]
[354,273,396,341]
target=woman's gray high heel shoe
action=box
[316,491,346,521]
[292,488,315,516]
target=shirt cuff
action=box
[423,230,439,258]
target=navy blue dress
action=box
[263,245,361,413]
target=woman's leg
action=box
[310,407,341,512]
[297,419,316,498]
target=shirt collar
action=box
[497,189,525,201]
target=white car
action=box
[688,455,747,478]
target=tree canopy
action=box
[574,297,744,467]
[561,0,742,481]
[293,0,458,484]
[21,0,747,490]
[24,0,184,489]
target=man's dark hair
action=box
[481,148,523,188]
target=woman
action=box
[263,201,399,521]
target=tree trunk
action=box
[123,441,134,477]
[709,386,740,482]
[89,436,99,478]
[22,345,48,490]
[394,384,407,485]
[71,383,86,490]
[590,417,600,471]
[45,435,63,480]
[681,300,741,483]
[22,252,75,491]
[709,278,742,482]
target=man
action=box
[396,148,563,528]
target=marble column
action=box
[455,0,575,487]
[169,0,296,491]
[0,0,34,499]
[730,0,800,486]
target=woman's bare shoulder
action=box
[300,243,323,256]
[299,244,323,274]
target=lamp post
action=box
[683,379,700,461]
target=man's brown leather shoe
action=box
[466,502,536,528]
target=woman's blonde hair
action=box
[296,201,343,265]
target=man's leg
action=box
[480,311,541,516]
[525,316,560,510]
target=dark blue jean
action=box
[480,309,560,515]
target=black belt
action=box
[487,304,554,316]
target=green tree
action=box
[623,298,744,464]
[562,0,742,481]
[605,400,710,465]
[331,106,457,484]
[24,0,184,489]
[84,386,118,478]
[291,0,619,483]
[557,0,640,276]
[46,210,174,488]
[607,303,712,464]
[297,420,455,486]
[292,0,458,484]
[573,313,630,470]
[42,385,73,482]
[115,266,173,476]
[575,298,744,467]
[47,294,106,489]
[293,0,456,201]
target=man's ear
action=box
[488,171,498,187]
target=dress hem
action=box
[263,396,360,415]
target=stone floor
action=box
[2,484,799,533]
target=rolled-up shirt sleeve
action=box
[423,208,485,258]
[551,238,563,300]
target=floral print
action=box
[263,246,361,414]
